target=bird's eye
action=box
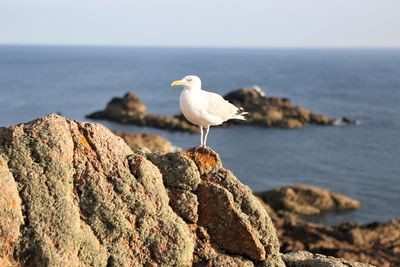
[186,78,192,82]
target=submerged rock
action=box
[87,87,354,132]
[258,184,360,215]
[113,131,172,152]
[0,114,285,266]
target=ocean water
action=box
[0,45,399,225]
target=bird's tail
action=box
[233,107,248,120]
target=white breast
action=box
[180,89,220,127]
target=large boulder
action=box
[0,114,284,267]
[144,148,285,266]
[258,184,360,215]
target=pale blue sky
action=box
[1,0,399,48]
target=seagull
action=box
[171,75,247,148]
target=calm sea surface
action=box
[0,45,399,225]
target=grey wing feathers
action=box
[204,91,241,121]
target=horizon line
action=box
[1,42,400,50]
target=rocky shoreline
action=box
[0,115,396,267]
[87,86,355,132]
[256,186,399,267]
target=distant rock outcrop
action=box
[258,184,360,215]
[0,114,284,266]
[87,92,198,132]
[224,87,344,128]
[113,131,172,153]
[87,87,354,132]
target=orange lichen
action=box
[182,148,221,175]
[79,134,92,150]
[0,257,20,267]
[0,236,20,267]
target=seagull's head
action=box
[171,75,201,90]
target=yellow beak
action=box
[171,80,185,87]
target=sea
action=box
[0,45,399,225]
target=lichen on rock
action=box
[0,114,286,267]
[0,114,193,266]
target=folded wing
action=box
[204,91,245,121]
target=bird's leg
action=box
[203,126,210,148]
[199,127,204,148]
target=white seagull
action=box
[171,75,247,148]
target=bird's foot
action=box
[195,145,211,151]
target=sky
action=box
[0,0,399,48]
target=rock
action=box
[113,131,172,152]
[224,87,266,107]
[167,189,199,224]
[258,184,360,215]
[341,116,354,124]
[282,251,373,267]
[146,148,285,266]
[106,92,147,114]
[0,114,195,266]
[255,193,399,267]
[182,148,223,175]
[223,87,337,128]
[279,219,400,267]
[146,151,202,191]
[0,114,284,266]
[87,92,198,133]
[197,182,266,260]
[310,114,334,125]
[334,117,357,126]
[284,119,303,129]
[87,87,353,132]
[0,155,23,267]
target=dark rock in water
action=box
[258,184,360,215]
[87,87,354,132]
[334,116,357,126]
[0,114,285,266]
[107,92,147,114]
[224,87,336,128]
[113,131,172,152]
[341,116,355,124]
[87,92,198,133]
[282,251,373,267]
